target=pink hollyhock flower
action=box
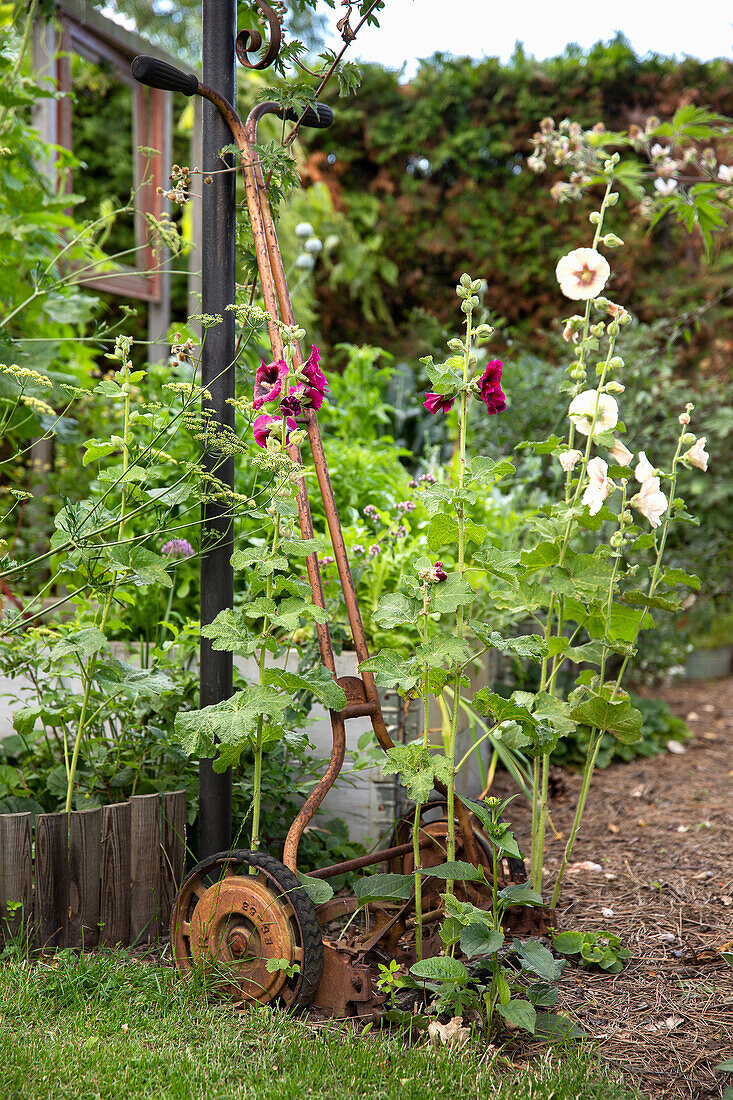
[631,476,668,528]
[253,358,288,409]
[582,457,613,516]
[555,247,611,300]
[477,360,506,415]
[253,413,296,448]
[558,449,583,472]
[424,392,455,414]
[683,436,709,471]
[634,450,655,483]
[292,345,327,410]
[609,439,633,466]
[568,390,618,438]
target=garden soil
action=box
[496,675,733,1100]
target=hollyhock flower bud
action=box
[563,316,584,342]
[582,457,614,516]
[678,412,690,425]
[280,391,303,418]
[556,248,611,301]
[681,432,696,446]
[604,382,625,394]
[558,449,583,472]
[634,451,655,483]
[424,392,456,414]
[477,360,506,415]
[253,358,288,409]
[682,437,709,471]
[568,390,618,438]
[631,476,668,528]
[609,439,633,466]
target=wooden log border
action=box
[0,791,186,950]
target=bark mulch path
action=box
[500,675,733,1099]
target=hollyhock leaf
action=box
[516,434,565,455]
[467,456,515,486]
[430,574,476,613]
[201,610,258,656]
[475,547,523,581]
[416,635,471,667]
[265,665,346,711]
[619,590,681,611]
[421,482,456,514]
[660,568,701,591]
[521,541,561,570]
[427,513,459,550]
[570,695,643,742]
[468,625,547,660]
[231,547,288,575]
[359,651,420,691]
[372,592,421,627]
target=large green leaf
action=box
[469,625,547,660]
[497,999,536,1034]
[459,923,504,958]
[201,610,259,656]
[265,665,346,711]
[419,861,483,882]
[372,592,421,628]
[230,546,287,575]
[296,873,334,905]
[570,694,643,742]
[174,686,289,759]
[49,627,106,661]
[427,513,458,550]
[498,883,543,905]
[430,573,476,613]
[354,873,413,906]
[410,955,469,984]
[514,938,565,980]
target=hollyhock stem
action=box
[446,306,472,897]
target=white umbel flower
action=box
[555,247,611,300]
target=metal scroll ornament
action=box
[236,0,284,70]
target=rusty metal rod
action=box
[308,836,434,880]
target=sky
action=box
[344,0,733,77]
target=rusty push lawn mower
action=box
[131,27,543,1021]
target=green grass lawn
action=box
[0,951,644,1100]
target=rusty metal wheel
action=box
[170,849,323,1011]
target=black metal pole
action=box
[198,0,236,858]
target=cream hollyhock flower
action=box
[634,450,655,483]
[582,457,613,515]
[568,390,618,438]
[555,248,611,300]
[683,436,709,471]
[558,449,583,472]
[609,439,633,466]
[631,476,667,528]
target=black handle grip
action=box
[281,103,334,129]
[131,55,198,97]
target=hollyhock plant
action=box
[424,392,455,414]
[568,389,618,437]
[555,247,610,300]
[253,358,288,409]
[293,345,327,410]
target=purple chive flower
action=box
[253,358,288,409]
[408,479,419,489]
[420,472,436,485]
[395,525,408,539]
[352,544,365,556]
[368,544,380,558]
[423,392,455,415]
[253,413,296,448]
[162,538,195,559]
[477,360,506,415]
[363,504,380,522]
[321,555,335,566]
[396,500,416,514]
